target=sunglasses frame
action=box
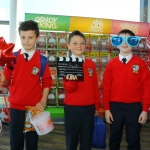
[110,36,141,47]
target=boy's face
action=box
[68,35,86,58]
[19,30,39,52]
[118,33,132,56]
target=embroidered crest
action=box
[88,68,93,76]
[31,67,39,75]
[132,65,139,74]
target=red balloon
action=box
[0,37,16,67]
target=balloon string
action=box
[0,82,11,121]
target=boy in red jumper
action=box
[63,30,100,150]
[102,29,150,150]
[0,20,52,150]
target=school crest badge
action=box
[132,65,139,74]
[31,67,39,75]
[88,68,93,76]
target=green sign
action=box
[25,13,70,31]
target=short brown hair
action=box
[18,20,39,38]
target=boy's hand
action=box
[0,70,8,86]
[138,111,147,124]
[0,70,6,82]
[66,74,77,80]
[95,110,99,116]
[105,110,114,124]
[35,99,46,111]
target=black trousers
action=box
[109,102,142,150]
[64,104,95,150]
[9,108,39,150]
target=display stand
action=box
[1,13,150,122]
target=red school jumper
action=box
[102,55,150,112]
[4,50,52,110]
[63,58,100,110]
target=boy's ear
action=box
[67,43,70,49]
[36,35,40,42]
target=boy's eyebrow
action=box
[73,40,85,42]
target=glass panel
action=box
[0,25,9,42]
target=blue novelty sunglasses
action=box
[110,36,140,47]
